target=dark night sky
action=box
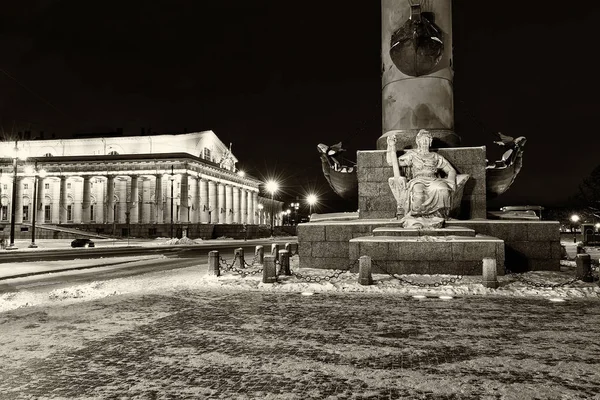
[2,0,600,213]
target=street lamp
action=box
[570,214,580,243]
[170,166,175,238]
[25,163,46,248]
[7,141,26,250]
[306,194,318,220]
[285,209,291,225]
[265,180,278,237]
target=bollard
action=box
[279,250,291,276]
[576,254,593,282]
[234,248,245,268]
[271,243,280,261]
[358,255,373,285]
[482,258,498,289]
[208,250,220,277]
[255,245,264,264]
[262,255,277,283]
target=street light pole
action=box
[571,214,580,243]
[270,191,274,237]
[170,165,174,238]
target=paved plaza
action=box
[1,285,599,399]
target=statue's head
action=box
[415,129,433,149]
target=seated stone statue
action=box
[386,129,469,228]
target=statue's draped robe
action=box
[399,151,453,217]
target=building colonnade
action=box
[0,172,261,226]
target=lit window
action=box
[203,148,211,160]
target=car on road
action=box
[71,238,95,248]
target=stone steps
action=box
[372,226,476,237]
[349,234,504,275]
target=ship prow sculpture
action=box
[318,133,526,204]
[485,132,527,199]
[317,142,358,203]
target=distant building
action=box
[0,131,283,238]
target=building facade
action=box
[0,131,283,239]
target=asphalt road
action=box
[0,238,295,264]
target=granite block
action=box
[356,241,390,261]
[358,182,381,197]
[451,241,498,261]
[326,225,354,241]
[298,241,312,258]
[357,151,385,168]
[527,222,560,241]
[398,241,453,261]
[312,241,349,258]
[550,241,562,260]
[297,224,325,242]
[486,223,529,241]
[509,241,551,260]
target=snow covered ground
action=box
[1,254,598,315]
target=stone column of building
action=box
[59,176,68,223]
[189,175,199,223]
[106,176,115,224]
[37,176,45,224]
[51,178,60,224]
[116,178,126,223]
[130,176,139,224]
[140,178,149,223]
[240,189,247,224]
[95,178,104,223]
[225,185,233,224]
[165,176,175,224]
[154,175,163,224]
[82,177,91,223]
[179,174,189,223]
[14,177,24,223]
[378,0,458,151]
[232,186,240,223]
[208,180,217,224]
[252,192,259,224]
[198,178,207,223]
[71,178,81,223]
[217,183,225,224]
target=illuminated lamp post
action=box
[570,214,580,243]
[170,166,175,238]
[265,180,278,237]
[285,209,291,225]
[306,194,318,220]
[25,163,46,248]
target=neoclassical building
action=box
[0,131,283,239]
